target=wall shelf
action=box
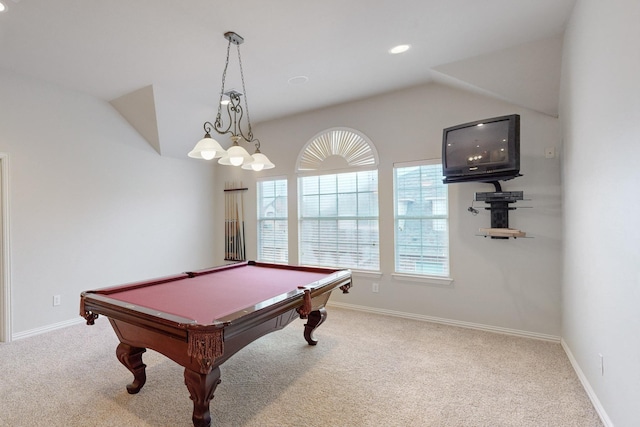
[474,181,529,239]
[478,228,527,238]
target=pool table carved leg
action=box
[184,366,222,427]
[304,307,327,346]
[116,343,147,394]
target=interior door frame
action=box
[0,154,11,342]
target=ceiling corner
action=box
[110,85,162,154]
[431,36,564,117]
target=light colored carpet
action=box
[0,307,603,427]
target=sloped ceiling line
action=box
[110,36,563,157]
[432,35,563,118]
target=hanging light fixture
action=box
[189,31,275,171]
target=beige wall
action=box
[215,82,563,338]
[0,69,218,335]
[560,0,640,425]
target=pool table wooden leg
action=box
[184,366,222,427]
[303,307,327,346]
[115,343,147,394]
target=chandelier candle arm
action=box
[189,31,274,170]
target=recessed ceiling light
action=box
[389,44,410,54]
[0,2,7,12]
[288,75,309,85]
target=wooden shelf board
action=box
[479,228,526,238]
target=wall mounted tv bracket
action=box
[475,181,524,239]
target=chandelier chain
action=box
[215,40,233,127]
[236,44,255,144]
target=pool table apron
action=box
[108,290,332,374]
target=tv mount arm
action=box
[489,181,502,192]
[474,181,524,238]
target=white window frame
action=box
[392,159,452,285]
[257,178,288,264]
[298,169,379,271]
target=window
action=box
[299,170,379,270]
[394,161,449,277]
[296,128,379,271]
[257,179,288,263]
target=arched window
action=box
[297,128,380,271]
[296,127,378,173]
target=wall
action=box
[0,70,218,336]
[560,0,640,425]
[215,82,563,338]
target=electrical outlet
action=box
[372,282,379,293]
[53,295,61,306]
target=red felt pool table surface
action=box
[105,263,333,323]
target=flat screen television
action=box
[442,114,520,184]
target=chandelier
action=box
[188,31,275,171]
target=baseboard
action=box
[328,301,561,342]
[14,303,561,343]
[12,317,85,341]
[561,339,614,427]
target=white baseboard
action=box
[327,301,561,342]
[12,317,85,341]
[561,339,614,427]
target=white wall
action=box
[560,0,640,425]
[0,70,218,335]
[215,83,563,338]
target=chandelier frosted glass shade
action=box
[241,151,275,171]
[188,134,226,160]
[218,143,252,166]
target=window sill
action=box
[351,269,383,279]
[391,273,453,287]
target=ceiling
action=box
[0,0,576,158]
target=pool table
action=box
[80,261,351,427]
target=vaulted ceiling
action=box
[0,0,575,158]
